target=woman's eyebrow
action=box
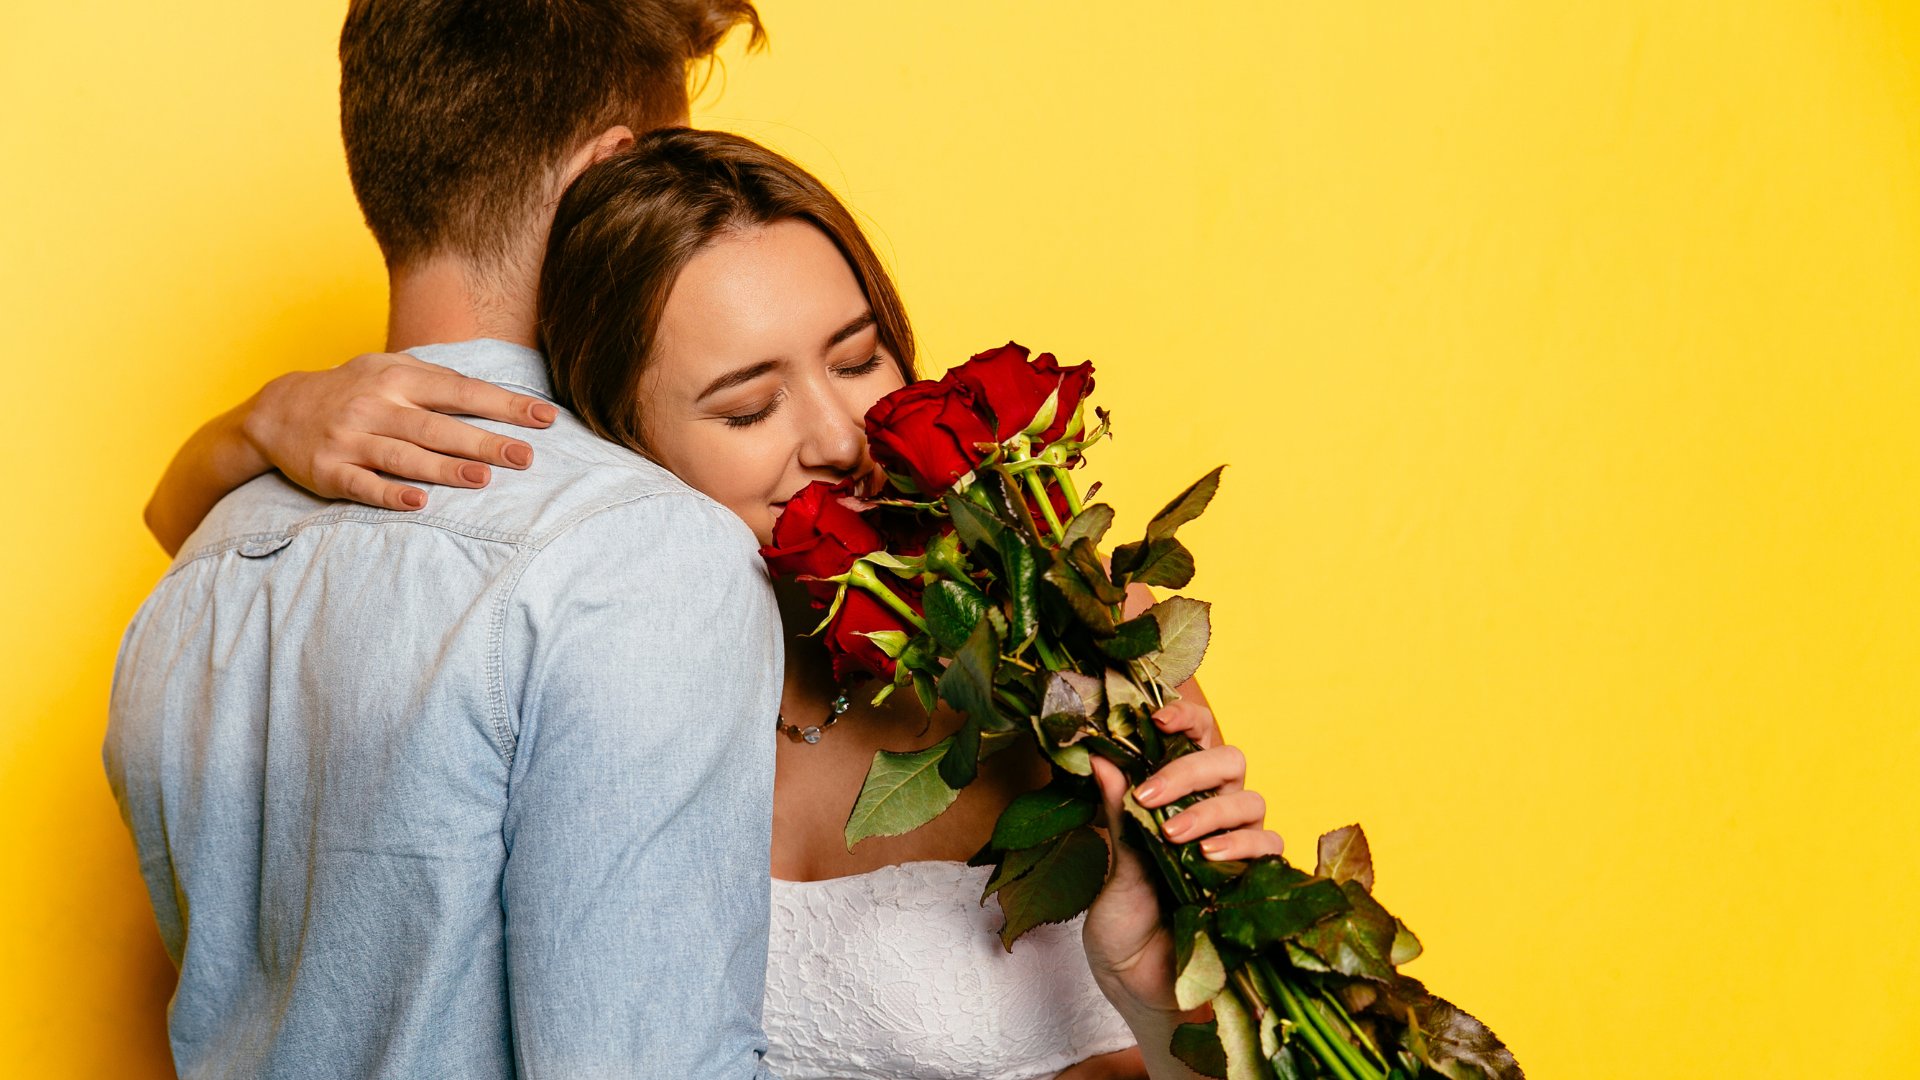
[696,313,876,403]
[824,311,876,350]
[696,359,780,403]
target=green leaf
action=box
[1042,556,1118,637]
[1061,502,1115,548]
[1105,667,1152,714]
[924,579,990,653]
[1001,541,1041,647]
[1041,739,1092,776]
[1210,985,1267,1080]
[911,670,938,718]
[937,618,1000,734]
[1285,940,1333,973]
[860,629,910,658]
[979,466,1044,546]
[943,491,1009,556]
[1176,840,1250,892]
[1129,537,1196,588]
[844,737,962,849]
[1270,1041,1322,1080]
[981,834,1059,901]
[1213,860,1351,951]
[1098,612,1161,661]
[1401,984,1524,1079]
[936,618,1001,789]
[1314,824,1375,891]
[859,550,926,577]
[1391,919,1424,966]
[990,784,1099,851]
[980,728,1025,757]
[941,714,982,789]
[1144,597,1211,687]
[1146,465,1225,542]
[1295,879,1399,982]
[1038,711,1084,747]
[1042,670,1104,725]
[1257,997,1285,1062]
[1171,1020,1229,1079]
[1110,537,1149,578]
[1119,789,1159,835]
[1067,539,1127,604]
[994,824,1109,949]
[1172,906,1228,1010]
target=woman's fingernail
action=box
[1200,837,1226,857]
[401,491,425,509]
[531,403,557,424]
[1134,781,1162,805]
[1163,816,1191,840]
[505,444,532,467]
[460,463,487,484]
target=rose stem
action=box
[1316,984,1389,1071]
[848,562,926,632]
[1021,469,1067,542]
[1256,960,1377,1080]
[1031,633,1066,671]
[1051,465,1085,519]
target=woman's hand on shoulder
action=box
[1082,700,1283,1023]
[243,351,556,511]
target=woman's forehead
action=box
[652,220,873,388]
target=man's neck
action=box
[384,254,538,353]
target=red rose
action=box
[825,584,922,682]
[867,498,941,558]
[760,480,883,604]
[864,376,999,496]
[948,342,1095,446]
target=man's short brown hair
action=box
[340,0,762,269]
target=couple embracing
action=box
[106,3,1282,1078]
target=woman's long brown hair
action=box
[538,127,917,455]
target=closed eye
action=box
[722,389,786,428]
[834,352,885,378]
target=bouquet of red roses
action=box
[762,344,1522,1080]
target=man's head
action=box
[340,0,762,280]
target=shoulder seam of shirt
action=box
[485,486,741,769]
[169,507,540,570]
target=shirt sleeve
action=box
[499,491,783,1080]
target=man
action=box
[105,3,779,1076]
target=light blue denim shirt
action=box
[105,339,783,1080]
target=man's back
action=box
[106,339,782,1079]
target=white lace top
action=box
[763,860,1138,1080]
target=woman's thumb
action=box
[1090,756,1151,889]
[1091,755,1128,836]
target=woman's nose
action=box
[796,392,869,475]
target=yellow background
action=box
[4,2,1917,1075]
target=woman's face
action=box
[640,219,906,544]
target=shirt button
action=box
[236,536,293,558]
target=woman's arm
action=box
[144,352,556,556]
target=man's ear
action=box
[557,125,636,189]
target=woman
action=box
[145,129,1284,1080]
